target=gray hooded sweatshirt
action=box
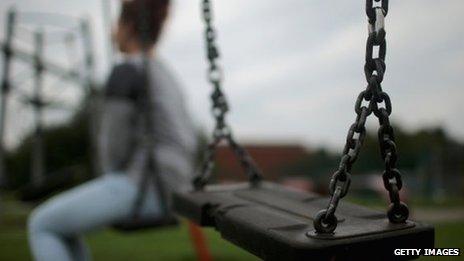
[99,56,197,194]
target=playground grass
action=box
[1,198,463,260]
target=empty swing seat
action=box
[173,182,434,260]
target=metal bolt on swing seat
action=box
[387,201,409,223]
[314,209,337,234]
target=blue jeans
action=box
[28,174,161,261]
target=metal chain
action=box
[193,0,262,190]
[314,0,408,234]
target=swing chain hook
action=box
[315,0,408,234]
[194,0,262,190]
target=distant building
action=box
[214,144,311,182]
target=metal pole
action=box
[0,8,16,188]
[31,30,45,187]
[80,19,102,177]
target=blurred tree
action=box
[286,125,464,197]
[4,101,93,199]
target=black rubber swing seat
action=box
[173,182,434,260]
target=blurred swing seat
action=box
[112,215,179,232]
[173,182,434,260]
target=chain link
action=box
[314,0,409,234]
[193,0,262,190]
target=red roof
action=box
[214,144,310,182]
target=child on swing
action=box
[28,1,197,260]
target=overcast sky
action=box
[0,0,463,151]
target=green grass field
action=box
[1,198,463,260]
[0,198,258,261]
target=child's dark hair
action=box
[119,0,170,45]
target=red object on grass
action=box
[188,221,212,261]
